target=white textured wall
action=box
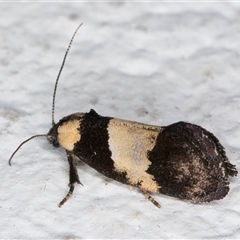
[1,3,240,239]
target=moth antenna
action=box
[8,134,47,166]
[51,23,83,126]
[9,25,83,166]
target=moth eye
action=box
[52,139,60,148]
[47,134,60,148]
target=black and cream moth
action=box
[47,109,237,207]
[9,25,237,208]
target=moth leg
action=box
[58,151,82,207]
[140,190,161,208]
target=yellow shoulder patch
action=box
[58,120,81,151]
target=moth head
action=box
[47,123,60,148]
[48,113,84,151]
[8,24,83,166]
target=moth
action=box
[9,24,238,208]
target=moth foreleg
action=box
[58,151,82,207]
[140,190,161,208]
[58,184,75,207]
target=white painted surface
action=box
[1,3,240,239]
